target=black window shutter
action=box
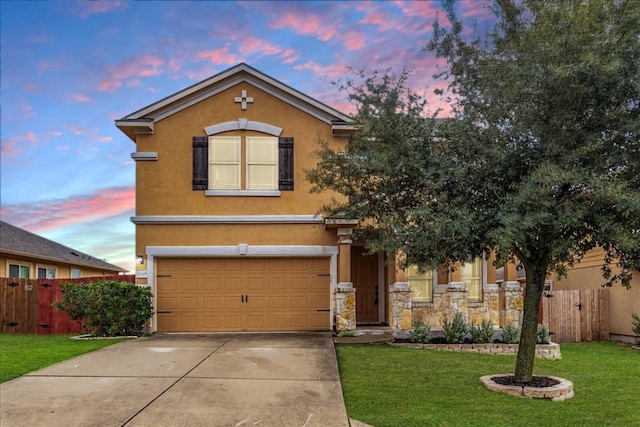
[278,137,294,191]
[192,136,208,190]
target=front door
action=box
[351,246,380,323]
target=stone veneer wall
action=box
[406,281,523,329]
[390,342,561,360]
[334,282,356,332]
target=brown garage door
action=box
[156,257,331,332]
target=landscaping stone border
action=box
[389,342,561,359]
[480,374,574,401]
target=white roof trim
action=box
[120,63,352,125]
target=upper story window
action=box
[37,266,56,279]
[9,263,30,278]
[209,136,278,191]
[193,135,293,195]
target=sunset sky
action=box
[1,1,493,272]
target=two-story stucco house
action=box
[116,63,509,334]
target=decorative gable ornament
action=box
[234,90,254,110]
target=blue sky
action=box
[1,1,492,272]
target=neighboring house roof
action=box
[0,221,127,273]
[115,62,354,141]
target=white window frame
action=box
[8,262,31,279]
[406,266,437,303]
[461,256,485,303]
[206,135,281,197]
[246,136,278,190]
[209,136,241,190]
[37,265,56,279]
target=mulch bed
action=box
[492,375,560,388]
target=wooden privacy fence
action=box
[0,275,135,334]
[542,289,608,343]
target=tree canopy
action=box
[307,0,640,382]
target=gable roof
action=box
[115,62,354,141]
[0,221,127,273]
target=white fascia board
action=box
[131,215,325,224]
[120,63,352,125]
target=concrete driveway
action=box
[0,332,350,427]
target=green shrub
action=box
[501,323,520,344]
[537,323,551,344]
[408,320,431,343]
[54,281,153,337]
[442,313,468,343]
[469,319,494,343]
[632,313,640,346]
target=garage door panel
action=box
[202,277,221,290]
[224,277,243,290]
[203,296,221,309]
[156,257,330,332]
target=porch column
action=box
[337,228,352,283]
[389,282,413,331]
[499,281,524,328]
[334,282,356,332]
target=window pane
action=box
[38,268,46,279]
[9,264,19,278]
[19,265,30,278]
[248,164,277,190]
[213,140,239,162]
[407,265,433,303]
[71,268,81,278]
[247,138,277,162]
[212,164,239,189]
[462,257,483,302]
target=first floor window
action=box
[461,256,483,302]
[407,265,433,303]
[71,268,81,278]
[37,267,56,279]
[9,263,30,278]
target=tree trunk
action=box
[514,261,546,383]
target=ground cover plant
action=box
[0,334,126,383]
[336,341,640,427]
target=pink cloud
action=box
[270,11,340,42]
[197,47,238,65]
[293,61,349,80]
[236,36,301,64]
[343,32,365,51]
[1,140,22,157]
[73,92,92,103]
[0,186,135,233]
[76,0,128,19]
[98,55,164,93]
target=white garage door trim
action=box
[144,245,339,332]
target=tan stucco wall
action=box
[134,81,346,217]
[1,253,122,279]
[136,223,336,250]
[555,263,640,338]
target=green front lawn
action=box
[0,334,126,383]
[337,341,640,427]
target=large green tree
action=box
[307,0,640,383]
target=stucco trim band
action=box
[131,215,324,224]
